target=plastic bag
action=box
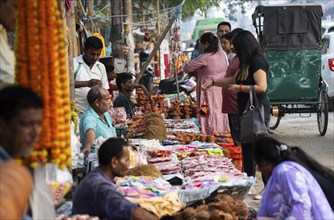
[45,164,73,205]
[109,107,127,125]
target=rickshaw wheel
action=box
[317,91,328,136]
[269,115,281,130]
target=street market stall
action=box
[9,0,256,218]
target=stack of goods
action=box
[114,176,184,218]
[136,88,167,115]
[166,98,198,119]
[214,131,234,144]
[182,101,192,119]
[128,139,163,151]
[135,88,151,114]
[171,143,222,161]
[165,119,200,133]
[221,146,242,171]
[109,107,127,125]
[172,194,248,220]
[166,92,193,103]
[167,132,200,145]
[127,113,167,142]
[146,149,181,175]
[153,94,168,115]
[215,132,243,171]
[179,155,252,205]
[125,164,163,178]
[181,154,244,180]
[168,99,182,119]
[166,132,220,144]
[115,176,178,198]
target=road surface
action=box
[246,112,334,209]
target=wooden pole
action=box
[123,0,134,72]
[134,0,184,84]
[87,0,95,32]
[111,0,124,59]
[157,0,160,35]
[134,16,176,84]
[64,0,78,100]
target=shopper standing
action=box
[184,32,229,135]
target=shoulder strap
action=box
[96,64,103,75]
[74,63,82,80]
[251,85,260,107]
[249,85,254,107]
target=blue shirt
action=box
[79,107,116,147]
[72,167,137,220]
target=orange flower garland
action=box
[15,0,71,169]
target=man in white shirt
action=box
[216,21,231,50]
[74,36,109,114]
[0,0,16,89]
[217,21,231,39]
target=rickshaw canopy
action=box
[252,4,323,50]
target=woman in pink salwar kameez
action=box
[184,32,229,135]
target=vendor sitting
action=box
[113,72,135,119]
[79,86,116,155]
[72,138,158,220]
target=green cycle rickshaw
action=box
[252,4,328,135]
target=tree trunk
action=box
[87,0,95,32]
[64,0,78,100]
[123,0,134,73]
[111,0,124,59]
[87,0,94,15]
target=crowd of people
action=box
[0,3,333,218]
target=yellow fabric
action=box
[128,148,136,167]
[93,32,106,56]
[126,192,185,218]
[0,24,15,89]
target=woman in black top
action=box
[202,30,270,177]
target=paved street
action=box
[272,111,334,169]
[246,111,334,209]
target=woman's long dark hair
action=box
[232,30,268,81]
[254,137,334,182]
[200,32,219,55]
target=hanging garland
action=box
[170,19,182,73]
[15,0,71,169]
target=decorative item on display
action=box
[199,100,210,118]
[144,31,150,42]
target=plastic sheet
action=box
[179,176,255,204]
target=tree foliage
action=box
[131,0,265,21]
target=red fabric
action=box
[164,54,169,78]
[154,53,160,77]
[222,56,240,114]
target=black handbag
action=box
[240,85,268,143]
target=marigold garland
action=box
[15,0,71,169]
